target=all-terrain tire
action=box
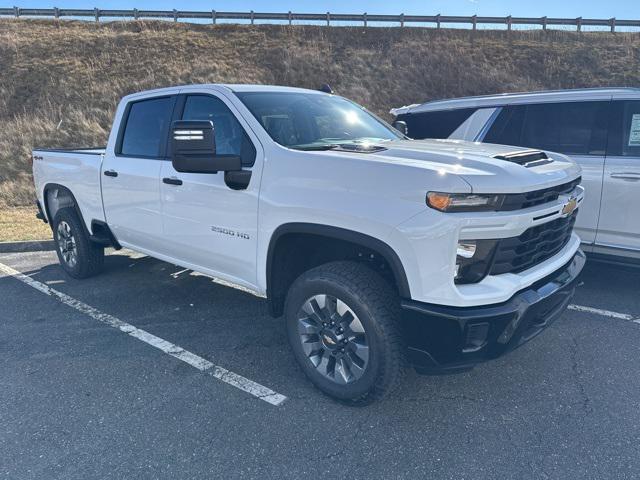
[52,207,104,279]
[284,261,405,405]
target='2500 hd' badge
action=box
[211,226,250,240]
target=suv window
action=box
[607,100,640,157]
[398,108,477,140]
[120,96,176,158]
[181,95,256,166]
[485,101,609,156]
[483,105,525,147]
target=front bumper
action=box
[401,249,585,374]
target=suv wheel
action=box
[52,207,104,279]
[285,261,405,405]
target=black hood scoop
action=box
[493,149,553,168]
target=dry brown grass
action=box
[1,19,640,209]
[0,206,50,241]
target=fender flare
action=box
[42,183,89,235]
[266,222,411,299]
[42,183,120,249]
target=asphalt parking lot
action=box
[2,249,640,479]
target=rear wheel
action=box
[52,207,104,279]
[285,261,405,405]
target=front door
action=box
[101,95,177,252]
[596,100,640,252]
[159,92,262,290]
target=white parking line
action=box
[0,261,287,406]
[569,304,640,324]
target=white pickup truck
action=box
[33,84,585,404]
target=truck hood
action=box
[357,139,581,194]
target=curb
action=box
[0,240,55,253]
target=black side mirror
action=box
[171,120,241,173]
[392,120,408,136]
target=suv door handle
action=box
[610,172,640,181]
[162,177,183,186]
[103,170,118,177]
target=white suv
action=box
[392,88,640,263]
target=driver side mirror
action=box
[170,120,241,173]
[392,120,408,136]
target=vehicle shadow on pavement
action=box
[17,250,638,406]
[5,250,640,478]
[17,250,640,402]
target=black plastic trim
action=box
[401,250,585,373]
[35,200,47,223]
[42,184,120,250]
[266,223,411,300]
[90,220,122,250]
[42,184,91,237]
[162,177,183,186]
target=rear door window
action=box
[607,100,640,157]
[485,101,609,155]
[119,96,176,158]
[398,108,478,140]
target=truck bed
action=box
[32,147,107,230]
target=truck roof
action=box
[391,87,640,116]
[123,84,325,101]
[222,84,325,94]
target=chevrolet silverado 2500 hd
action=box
[33,84,585,404]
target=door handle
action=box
[103,170,118,177]
[162,177,183,186]
[610,172,640,181]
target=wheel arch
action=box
[42,183,120,249]
[266,223,411,317]
[42,183,89,234]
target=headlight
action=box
[455,239,499,284]
[427,192,504,212]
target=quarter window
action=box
[398,108,478,140]
[485,101,609,156]
[120,96,175,158]
[181,95,256,166]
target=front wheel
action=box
[52,207,104,279]
[285,261,405,405]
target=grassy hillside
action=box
[1,19,640,207]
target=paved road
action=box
[2,249,640,479]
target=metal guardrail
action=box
[0,7,639,32]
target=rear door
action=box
[101,95,177,251]
[159,91,262,289]
[596,100,640,251]
[483,100,610,245]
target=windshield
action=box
[236,91,403,150]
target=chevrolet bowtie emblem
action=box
[323,335,336,345]
[562,196,578,216]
